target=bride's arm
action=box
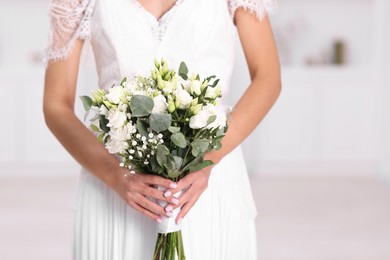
[170,9,281,222]
[44,39,176,222]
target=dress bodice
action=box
[46,0,277,96]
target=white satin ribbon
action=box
[157,185,183,234]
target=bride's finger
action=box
[142,175,177,189]
[133,193,171,218]
[140,185,172,203]
[127,199,162,222]
[175,197,198,223]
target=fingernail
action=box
[166,212,173,217]
[171,198,179,205]
[164,191,172,197]
[177,218,182,224]
[169,183,177,189]
[165,205,173,212]
[156,218,162,224]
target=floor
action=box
[1,174,390,260]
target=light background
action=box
[0,0,389,259]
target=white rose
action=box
[106,85,124,104]
[189,109,209,129]
[152,94,168,113]
[175,88,193,109]
[189,80,202,96]
[107,108,127,129]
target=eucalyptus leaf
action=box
[173,156,183,170]
[89,112,101,123]
[168,126,180,133]
[136,119,149,136]
[157,144,170,155]
[149,113,172,132]
[130,95,154,117]
[80,96,93,111]
[207,115,217,125]
[171,132,187,148]
[178,62,188,80]
[167,169,181,179]
[156,154,167,168]
[188,160,214,173]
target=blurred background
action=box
[1,0,390,259]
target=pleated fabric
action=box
[73,146,257,260]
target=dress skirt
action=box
[73,146,258,260]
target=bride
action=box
[43,0,281,259]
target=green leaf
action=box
[191,139,210,157]
[130,95,154,117]
[136,119,149,136]
[173,156,183,170]
[80,96,93,111]
[168,126,180,133]
[97,133,105,143]
[120,77,127,86]
[157,144,170,155]
[171,132,187,148]
[90,124,100,132]
[167,169,181,179]
[211,79,220,88]
[156,153,167,168]
[89,112,101,123]
[83,110,90,122]
[99,117,109,133]
[207,115,217,125]
[178,62,188,80]
[188,160,214,173]
[149,113,172,133]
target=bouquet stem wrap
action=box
[153,186,185,260]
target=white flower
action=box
[205,104,228,130]
[105,127,129,154]
[152,94,168,113]
[163,81,176,94]
[189,109,209,129]
[106,85,124,104]
[189,80,202,96]
[205,86,220,99]
[189,104,228,129]
[99,105,109,117]
[107,108,127,129]
[174,88,193,109]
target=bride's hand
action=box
[112,168,177,223]
[165,167,213,224]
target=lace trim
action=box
[45,0,95,65]
[228,0,278,22]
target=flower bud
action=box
[154,58,161,69]
[168,100,176,113]
[103,100,114,109]
[175,98,181,109]
[189,104,202,115]
[153,90,159,97]
[93,91,104,104]
[151,69,158,81]
[191,97,198,106]
[162,63,169,76]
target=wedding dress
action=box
[46,0,276,259]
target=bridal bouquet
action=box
[81,59,229,260]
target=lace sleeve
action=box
[228,0,278,22]
[45,0,95,65]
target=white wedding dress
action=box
[46,0,276,259]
